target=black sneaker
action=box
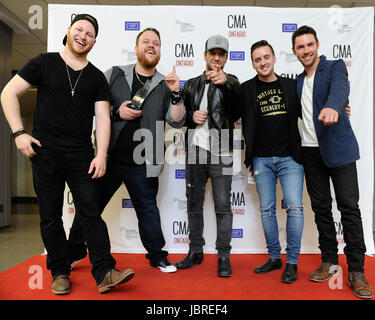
[152,258,177,273]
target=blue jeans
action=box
[253,156,304,264]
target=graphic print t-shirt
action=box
[254,78,289,157]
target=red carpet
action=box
[0,254,374,300]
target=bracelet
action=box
[170,89,181,95]
[12,129,26,138]
[170,89,182,105]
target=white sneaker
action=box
[153,258,177,273]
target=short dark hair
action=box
[136,28,161,45]
[292,25,319,49]
[250,40,275,61]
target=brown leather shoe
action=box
[347,272,374,299]
[98,268,135,294]
[309,262,337,282]
[51,275,70,295]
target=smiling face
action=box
[292,33,320,69]
[135,30,161,69]
[251,45,276,81]
[66,20,96,56]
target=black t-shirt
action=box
[110,68,152,166]
[254,78,289,157]
[18,52,110,151]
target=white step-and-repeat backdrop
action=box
[47,4,374,255]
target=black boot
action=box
[254,258,282,274]
[282,263,298,284]
[218,257,232,277]
[176,251,204,269]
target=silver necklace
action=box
[135,70,146,86]
[65,63,84,97]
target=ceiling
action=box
[1,0,374,117]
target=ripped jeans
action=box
[185,146,233,258]
[253,156,304,264]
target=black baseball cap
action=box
[62,14,99,45]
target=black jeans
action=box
[186,146,233,258]
[302,147,366,272]
[68,159,168,266]
[31,146,116,283]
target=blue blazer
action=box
[296,55,359,168]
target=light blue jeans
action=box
[253,156,304,264]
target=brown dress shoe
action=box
[309,262,337,282]
[347,272,374,299]
[98,268,135,294]
[51,275,70,295]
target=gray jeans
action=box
[185,146,233,258]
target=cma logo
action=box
[332,45,352,59]
[227,15,247,28]
[334,221,344,236]
[280,73,299,79]
[231,192,245,206]
[175,44,194,58]
[173,221,189,235]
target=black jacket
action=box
[241,75,303,170]
[182,71,241,153]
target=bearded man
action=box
[67,27,185,274]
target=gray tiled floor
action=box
[0,205,44,274]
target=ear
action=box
[292,47,296,56]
